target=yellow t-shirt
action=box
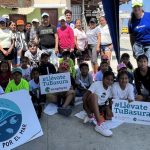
[5,79,29,93]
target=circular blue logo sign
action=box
[0,98,22,142]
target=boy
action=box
[5,68,29,93]
[76,62,93,96]
[134,55,150,101]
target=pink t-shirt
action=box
[57,26,74,50]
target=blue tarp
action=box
[101,0,120,62]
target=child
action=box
[38,53,56,75]
[134,55,150,101]
[0,61,11,90]
[83,71,114,137]
[5,67,29,93]
[59,51,76,78]
[76,62,93,96]
[112,71,135,102]
[20,56,32,81]
[121,53,133,72]
[117,63,134,84]
[29,68,46,118]
[95,61,109,81]
[24,41,43,67]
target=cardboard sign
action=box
[0,90,43,150]
[112,99,150,125]
[39,72,71,94]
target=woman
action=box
[74,19,88,64]
[98,16,113,62]
[86,18,101,76]
[0,17,14,65]
[129,1,150,64]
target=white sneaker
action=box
[95,123,113,137]
[83,116,97,125]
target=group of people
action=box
[0,0,150,138]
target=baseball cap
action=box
[59,16,66,21]
[0,17,6,23]
[41,12,49,17]
[16,20,25,25]
[59,62,69,71]
[89,18,97,23]
[101,55,109,61]
[2,14,9,19]
[12,68,22,74]
[132,0,143,7]
[32,18,39,23]
[117,63,127,71]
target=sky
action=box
[120,0,150,26]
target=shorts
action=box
[0,48,14,61]
[88,44,98,64]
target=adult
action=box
[86,18,101,75]
[36,12,58,66]
[57,16,74,56]
[74,19,88,64]
[98,16,113,62]
[2,14,9,27]
[129,1,150,64]
[0,17,14,64]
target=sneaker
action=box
[57,107,72,117]
[83,116,97,125]
[95,123,113,137]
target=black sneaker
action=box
[57,107,72,117]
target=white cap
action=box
[2,14,9,19]
[41,12,49,17]
[59,16,66,21]
[32,18,39,23]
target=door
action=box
[9,14,27,24]
[41,9,58,26]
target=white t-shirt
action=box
[86,26,100,45]
[74,28,87,51]
[88,81,112,106]
[98,24,112,45]
[0,86,4,95]
[29,79,40,91]
[20,67,32,81]
[0,28,12,48]
[112,82,135,101]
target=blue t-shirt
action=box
[95,70,103,81]
[57,21,75,29]
[128,12,150,45]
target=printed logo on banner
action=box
[0,99,22,142]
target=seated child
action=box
[38,53,56,75]
[29,68,46,118]
[0,61,12,90]
[117,63,134,84]
[20,56,32,81]
[134,55,150,101]
[112,71,135,102]
[5,68,29,93]
[25,41,43,67]
[59,51,76,78]
[76,62,93,96]
[95,61,109,81]
[83,71,114,137]
[121,53,133,73]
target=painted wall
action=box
[27,8,41,22]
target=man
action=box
[36,12,58,66]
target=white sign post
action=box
[112,99,150,125]
[0,90,43,150]
[39,72,71,94]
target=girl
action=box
[0,61,11,90]
[83,71,114,137]
[121,53,133,72]
[20,56,32,81]
[29,68,46,118]
[112,71,135,102]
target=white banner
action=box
[0,90,43,150]
[112,99,150,125]
[39,72,71,94]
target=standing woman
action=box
[0,17,14,65]
[86,18,101,76]
[74,19,88,64]
[98,16,113,62]
[129,1,150,64]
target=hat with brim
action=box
[32,18,39,23]
[117,63,127,71]
[42,12,49,17]
[0,17,6,23]
[2,14,9,19]
[132,0,143,7]
[12,68,22,74]
[59,16,66,22]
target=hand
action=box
[96,46,100,53]
[70,49,74,52]
[55,48,59,54]
[128,99,133,103]
[2,50,9,56]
